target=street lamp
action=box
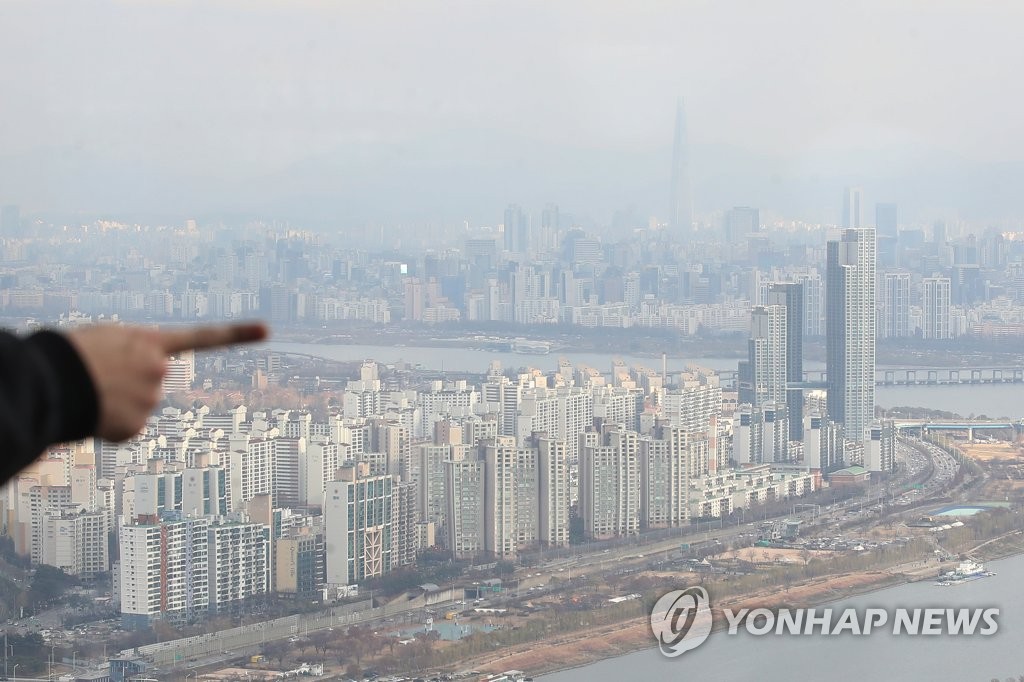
[12,663,18,682]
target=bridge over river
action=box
[892,419,1024,439]
[718,366,1024,388]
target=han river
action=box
[267,341,1024,419]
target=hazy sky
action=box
[2,0,1024,227]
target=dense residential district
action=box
[1,196,1024,680]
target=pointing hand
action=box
[67,322,268,442]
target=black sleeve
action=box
[0,329,100,485]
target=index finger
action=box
[159,322,269,354]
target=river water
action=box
[267,341,1024,419]
[543,552,1024,682]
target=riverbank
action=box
[467,545,1018,679]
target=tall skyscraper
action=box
[841,187,864,228]
[503,204,530,253]
[724,206,759,243]
[796,272,825,337]
[767,282,805,440]
[875,203,898,238]
[881,272,911,338]
[670,99,693,238]
[922,276,952,339]
[826,228,877,444]
[747,304,788,408]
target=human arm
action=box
[0,322,268,485]
[0,329,99,483]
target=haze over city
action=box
[3,1,1024,225]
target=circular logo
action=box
[650,587,713,657]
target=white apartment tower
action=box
[536,436,570,548]
[300,436,338,508]
[40,505,109,576]
[660,370,723,434]
[118,516,211,627]
[444,458,486,560]
[580,427,640,540]
[826,227,877,443]
[639,425,692,529]
[483,442,539,558]
[749,304,788,406]
[324,467,393,586]
[207,519,268,613]
[922,276,952,340]
[882,272,911,338]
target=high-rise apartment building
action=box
[225,434,275,512]
[162,351,194,394]
[391,480,419,569]
[535,435,570,548]
[922,276,952,340]
[826,227,877,444]
[207,519,268,613]
[275,528,326,601]
[119,516,211,627]
[181,466,227,518]
[444,457,486,559]
[580,427,639,540]
[299,436,338,508]
[415,443,460,535]
[882,272,911,338]
[639,425,693,529]
[733,404,790,465]
[746,304,788,408]
[324,466,393,586]
[660,369,722,435]
[796,272,825,337]
[866,421,896,473]
[767,282,804,440]
[483,442,539,558]
[40,505,109,577]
